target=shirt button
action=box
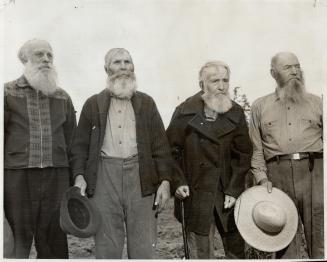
[118,125,122,128]
[119,141,122,144]
[118,110,122,113]
[287,107,290,110]
[288,123,291,126]
[289,138,292,141]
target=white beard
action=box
[106,71,137,99]
[24,61,58,96]
[278,78,306,104]
[202,91,233,114]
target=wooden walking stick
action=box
[181,200,190,259]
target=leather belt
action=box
[267,152,323,163]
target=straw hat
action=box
[234,186,298,252]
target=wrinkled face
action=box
[105,50,134,76]
[272,53,302,87]
[26,42,53,71]
[203,66,229,94]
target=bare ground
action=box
[30,198,308,259]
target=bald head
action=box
[270,52,302,86]
[271,52,299,70]
[18,39,53,64]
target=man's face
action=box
[26,42,53,71]
[106,50,134,76]
[272,54,302,87]
[203,66,229,95]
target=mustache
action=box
[109,70,135,81]
[37,63,54,70]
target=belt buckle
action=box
[292,153,300,160]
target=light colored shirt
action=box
[249,90,323,183]
[101,97,138,158]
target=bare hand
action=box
[175,185,190,200]
[259,178,273,193]
[154,180,171,213]
[74,175,87,196]
[224,195,236,209]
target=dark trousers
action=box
[187,208,244,259]
[267,158,324,259]
[4,168,70,258]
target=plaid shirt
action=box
[4,76,76,169]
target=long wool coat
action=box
[166,92,252,235]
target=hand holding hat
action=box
[258,178,273,193]
[74,175,87,196]
[234,186,298,252]
[60,186,102,238]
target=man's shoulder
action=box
[135,90,154,101]
[251,92,276,108]
[306,92,322,103]
[51,88,72,100]
[175,92,202,110]
[4,78,26,97]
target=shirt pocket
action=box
[262,119,279,143]
[300,117,319,130]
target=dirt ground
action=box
[30,198,308,259]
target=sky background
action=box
[1,0,326,126]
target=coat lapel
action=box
[97,89,111,142]
[183,92,239,143]
[131,92,143,117]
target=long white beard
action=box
[106,71,137,99]
[24,61,58,96]
[278,78,306,104]
[202,91,233,114]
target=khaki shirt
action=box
[249,91,323,183]
[101,97,138,158]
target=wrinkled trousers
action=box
[92,155,157,259]
[267,158,324,259]
[187,208,245,259]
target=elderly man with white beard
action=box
[166,61,252,259]
[249,52,324,259]
[4,39,76,258]
[70,48,172,259]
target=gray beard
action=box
[24,61,58,96]
[202,91,233,114]
[278,78,306,104]
[106,72,137,99]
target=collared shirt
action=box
[101,97,138,158]
[4,76,76,169]
[249,90,323,182]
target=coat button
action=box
[200,163,205,167]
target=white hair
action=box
[18,39,52,64]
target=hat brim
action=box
[234,186,298,252]
[60,186,101,238]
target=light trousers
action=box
[92,155,157,259]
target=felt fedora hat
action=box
[234,185,298,252]
[60,186,101,238]
[3,215,14,257]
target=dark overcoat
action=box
[166,92,252,235]
[70,89,172,197]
